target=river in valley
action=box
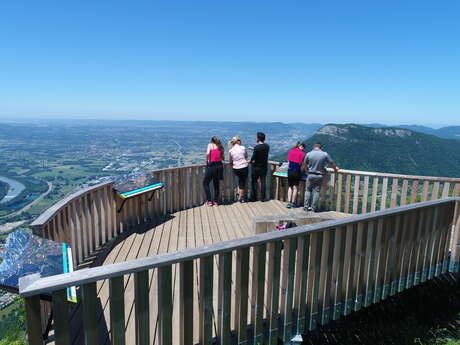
[0,176,25,204]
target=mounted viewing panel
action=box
[113,172,165,212]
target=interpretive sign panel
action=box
[0,230,76,302]
[113,172,164,199]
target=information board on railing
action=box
[113,172,164,199]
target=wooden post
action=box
[267,241,282,345]
[135,270,150,345]
[52,289,70,345]
[180,261,194,345]
[25,295,44,345]
[199,256,214,345]
[234,247,250,344]
[217,253,232,345]
[157,267,171,345]
[81,282,99,345]
[109,276,126,345]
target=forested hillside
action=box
[274,124,460,177]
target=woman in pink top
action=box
[228,136,249,202]
[286,141,305,208]
[203,136,224,205]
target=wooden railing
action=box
[32,164,460,267]
[30,182,118,266]
[21,198,460,345]
[270,163,460,214]
[30,163,254,266]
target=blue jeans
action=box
[304,174,323,211]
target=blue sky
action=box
[0,1,459,126]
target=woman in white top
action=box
[228,136,249,202]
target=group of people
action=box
[203,131,338,213]
[203,132,269,205]
[286,141,339,211]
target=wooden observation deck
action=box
[19,163,460,345]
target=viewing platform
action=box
[19,163,460,345]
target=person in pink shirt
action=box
[286,141,305,208]
[228,136,249,202]
[203,136,225,205]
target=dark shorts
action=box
[288,169,301,187]
[233,167,248,189]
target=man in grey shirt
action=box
[303,142,339,212]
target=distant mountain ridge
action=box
[363,123,460,140]
[274,124,460,178]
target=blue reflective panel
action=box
[0,230,64,290]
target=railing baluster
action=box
[336,173,343,212]
[407,209,422,287]
[344,174,352,213]
[380,177,388,210]
[341,224,355,314]
[52,289,70,345]
[381,216,396,299]
[371,176,379,212]
[410,180,419,204]
[398,212,412,291]
[82,282,99,345]
[25,295,44,345]
[199,256,214,345]
[330,227,344,316]
[180,261,194,345]
[318,229,333,324]
[294,235,310,334]
[352,222,365,309]
[442,182,451,198]
[363,221,376,307]
[134,266,150,345]
[352,175,360,214]
[157,267,171,345]
[361,175,369,213]
[389,215,403,296]
[234,247,249,344]
[251,245,266,345]
[432,181,440,200]
[372,218,385,303]
[307,232,323,330]
[421,180,430,201]
[280,238,297,341]
[328,172,336,211]
[217,253,232,345]
[413,208,428,285]
[390,178,399,209]
[400,179,409,206]
[267,241,282,345]
[109,276,125,345]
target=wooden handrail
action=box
[269,160,460,182]
[30,181,112,228]
[20,197,460,297]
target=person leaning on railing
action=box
[286,141,306,208]
[228,136,249,203]
[303,142,339,212]
[249,132,270,202]
[203,136,225,206]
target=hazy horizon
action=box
[0,114,455,129]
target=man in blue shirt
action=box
[303,142,339,212]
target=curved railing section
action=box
[21,198,460,345]
[30,163,460,267]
